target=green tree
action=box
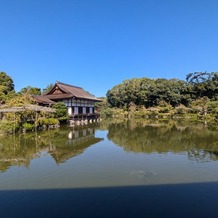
[149,79,191,107]
[1,93,36,131]
[19,86,41,95]
[186,71,210,98]
[107,77,191,108]
[42,83,54,94]
[204,72,218,100]
[7,93,36,106]
[0,72,15,104]
[52,102,69,123]
[186,72,218,100]
[0,72,14,93]
[186,71,210,84]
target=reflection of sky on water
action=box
[0,122,218,190]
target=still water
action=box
[0,119,218,217]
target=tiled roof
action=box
[46,81,101,101]
[34,95,56,104]
[45,94,74,100]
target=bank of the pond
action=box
[100,106,218,124]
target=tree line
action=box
[0,72,54,105]
[94,72,218,121]
[106,72,218,108]
[0,71,218,133]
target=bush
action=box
[100,107,126,118]
[0,120,19,134]
[146,107,160,117]
[36,117,59,126]
[175,105,191,114]
[100,108,113,117]
[207,101,218,114]
[22,123,34,131]
[47,118,60,125]
[158,101,173,113]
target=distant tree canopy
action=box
[1,71,218,111]
[107,78,191,108]
[19,86,41,95]
[0,72,14,93]
[186,72,218,99]
[7,93,36,107]
[42,83,54,94]
[0,72,15,104]
[107,72,218,108]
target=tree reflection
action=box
[103,119,218,162]
[0,124,103,172]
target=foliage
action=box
[100,107,114,118]
[174,104,191,114]
[1,71,217,133]
[94,97,108,113]
[42,83,54,94]
[105,119,218,161]
[190,97,209,115]
[106,77,192,108]
[0,120,19,134]
[3,94,37,127]
[1,91,58,132]
[19,86,41,95]
[205,72,218,100]
[52,102,69,122]
[0,72,15,104]
[22,123,34,131]
[157,101,173,113]
[6,93,36,106]
[207,101,218,114]
[186,72,218,99]
[36,117,59,126]
[106,72,218,114]
[100,107,126,118]
[186,71,210,84]
[0,72,14,93]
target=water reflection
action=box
[1,119,218,175]
[1,119,218,190]
[0,124,103,172]
[103,119,218,162]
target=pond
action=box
[0,119,218,218]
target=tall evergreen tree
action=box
[0,72,15,104]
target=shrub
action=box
[158,101,173,113]
[207,101,218,114]
[22,123,34,131]
[175,104,191,114]
[0,120,19,134]
[100,108,113,117]
[146,107,160,116]
[47,118,59,125]
[36,117,59,126]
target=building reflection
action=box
[49,127,103,164]
[0,124,103,172]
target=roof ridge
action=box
[56,81,82,89]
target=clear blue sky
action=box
[1,0,218,97]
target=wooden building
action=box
[34,82,102,119]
